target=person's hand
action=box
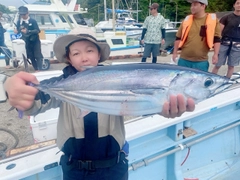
[160,94,195,118]
[140,40,144,45]
[172,54,178,63]
[14,28,18,34]
[4,72,39,111]
[161,39,165,45]
[21,28,27,34]
[212,54,218,65]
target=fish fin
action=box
[78,109,91,118]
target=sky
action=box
[0,0,36,8]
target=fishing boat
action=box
[0,68,240,179]
[4,0,88,45]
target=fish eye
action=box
[204,78,214,87]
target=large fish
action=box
[33,63,233,116]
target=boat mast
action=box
[104,0,107,21]
[112,0,116,31]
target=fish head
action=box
[171,71,232,103]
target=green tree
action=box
[77,0,237,24]
[0,4,11,14]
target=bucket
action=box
[0,74,7,102]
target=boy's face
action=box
[190,2,205,15]
[67,40,101,71]
[20,13,29,20]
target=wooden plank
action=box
[6,139,56,157]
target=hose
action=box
[0,128,19,158]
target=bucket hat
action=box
[53,27,110,63]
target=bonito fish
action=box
[33,63,233,116]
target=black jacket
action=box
[16,17,40,43]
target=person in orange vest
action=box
[212,0,240,78]
[172,0,221,72]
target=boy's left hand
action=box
[160,94,195,118]
[21,28,27,34]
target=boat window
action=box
[59,15,67,23]
[111,39,124,45]
[29,14,53,26]
[67,16,74,23]
[73,14,87,25]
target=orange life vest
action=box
[179,13,217,49]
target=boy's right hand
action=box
[172,54,178,63]
[4,72,39,111]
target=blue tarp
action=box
[107,9,130,14]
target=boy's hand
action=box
[21,28,27,34]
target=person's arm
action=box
[171,24,183,62]
[140,17,149,44]
[140,28,147,45]
[161,28,165,40]
[28,19,40,34]
[171,39,180,63]
[14,20,21,34]
[220,23,225,33]
[4,72,61,116]
[161,28,165,45]
[212,20,222,64]
[219,14,229,35]
[4,72,39,111]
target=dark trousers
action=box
[60,154,129,180]
[25,40,43,70]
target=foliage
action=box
[3,0,237,24]
[0,4,12,14]
[75,0,238,24]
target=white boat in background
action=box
[1,69,240,179]
[0,0,143,63]
[4,0,88,46]
[1,0,178,66]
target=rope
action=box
[0,128,19,158]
